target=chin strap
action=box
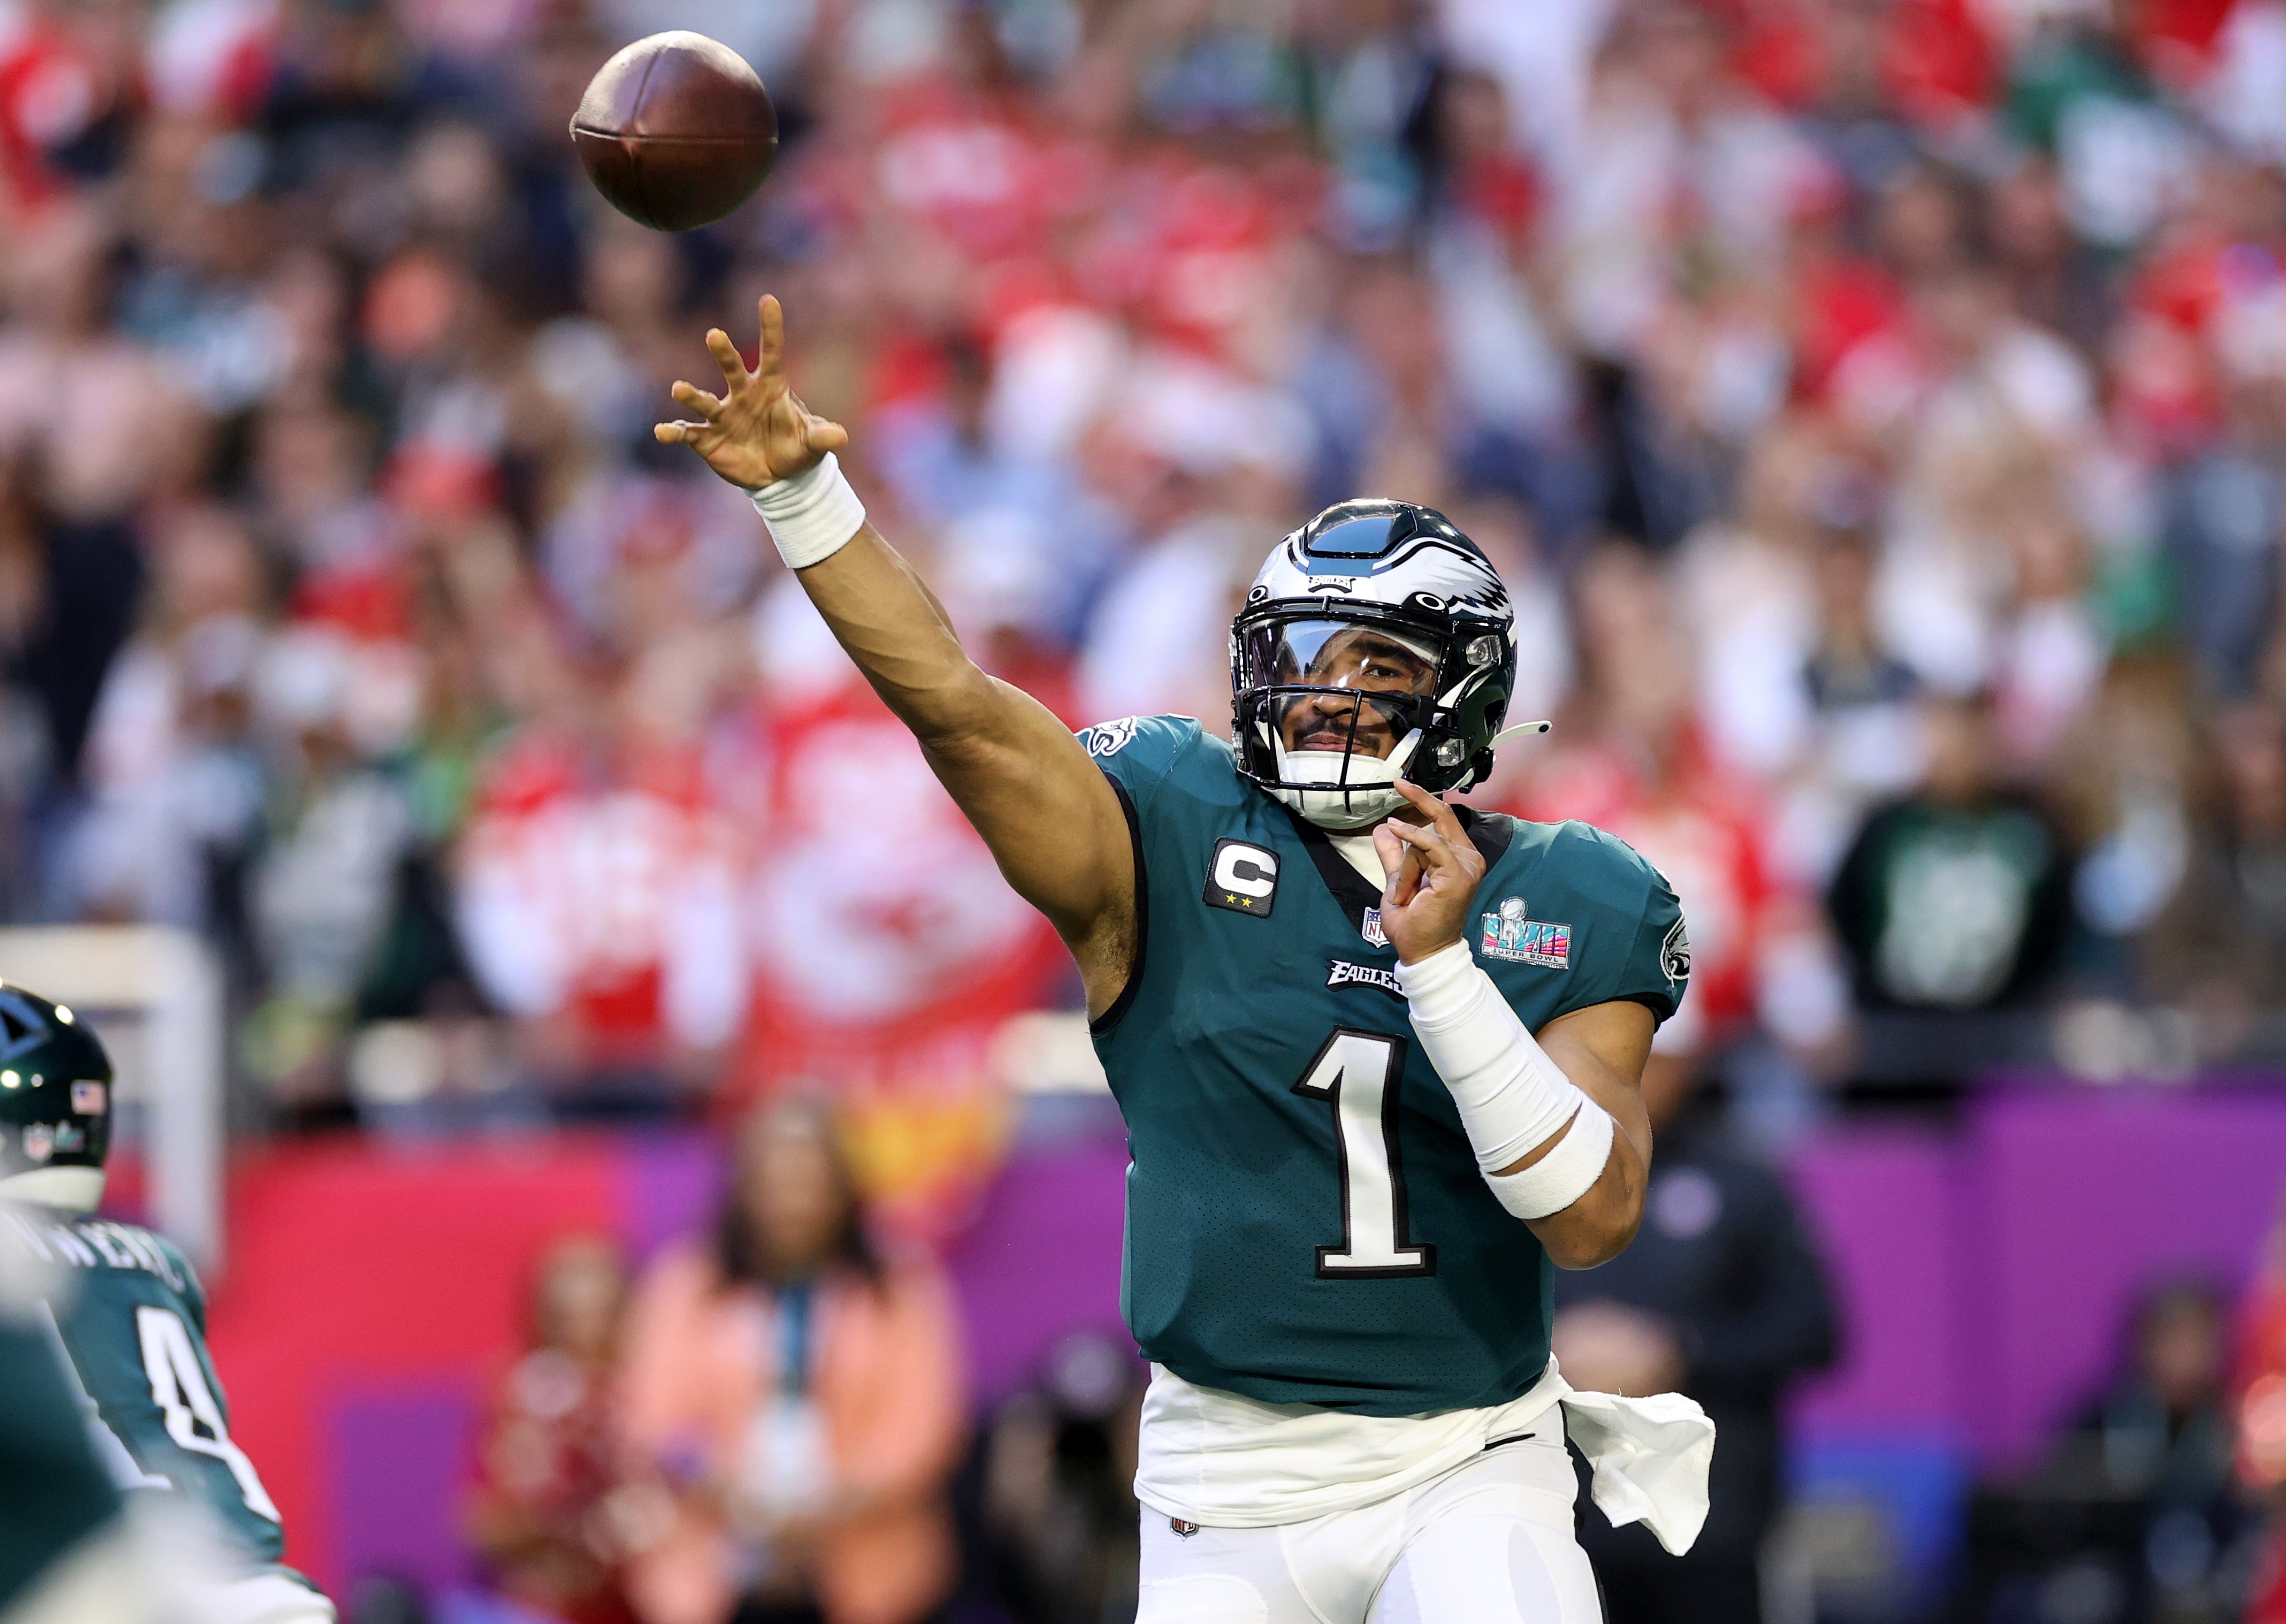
[1267,729,1421,830]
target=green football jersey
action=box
[0,1204,307,1588]
[1083,714,1688,1417]
[0,1309,120,1610]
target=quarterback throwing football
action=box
[660,300,1713,1624]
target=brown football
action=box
[571,32,778,232]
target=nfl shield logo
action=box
[21,1124,53,1164]
[70,1081,104,1115]
[1361,907,1388,949]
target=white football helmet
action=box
[1231,499,1525,830]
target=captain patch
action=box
[1203,839,1279,917]
[1480,896,1571,969]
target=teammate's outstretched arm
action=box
[657,298,1136,1011]
[1376,784,1653,1270]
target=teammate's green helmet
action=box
[0,985,113,1209]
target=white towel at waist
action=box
[1552,1371,1718,1556]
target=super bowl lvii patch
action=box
[1480,896,1571,969]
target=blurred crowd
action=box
[14,0,2286,1157]
[20,6,2286,1622]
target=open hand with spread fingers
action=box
[654,294,848,491]
[1371,779,1488,964]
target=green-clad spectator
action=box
[1828,693,2074,1011]
[2003,10,2189,251]
[0,984,335,1624]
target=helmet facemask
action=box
[1233,609,1495,830]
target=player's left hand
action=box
[1374,781,1486,964]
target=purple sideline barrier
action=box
[951,1087,2286,1463]
[1788,1125,1961,1447]
[1773,1086,2286,1600]
[945,1133,1131,1404]
[1960,1084,2286,1463]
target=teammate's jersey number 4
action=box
[1292,1029,1436,1278]
[44,1300,282,1521]
[136,1306,282,1520]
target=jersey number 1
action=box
[1292,1029,1436,1277]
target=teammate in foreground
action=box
[0,985,334,1624]
[660,301,1713,1623]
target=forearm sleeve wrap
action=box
[1395,940,1617,1221]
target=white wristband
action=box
[1396,939,1616,1220]
[750,453,865,570]
[1487,1095,1613,1221]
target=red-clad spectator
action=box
[465,1235,645,1624]
[1784,179,1909,408]
[1732,0,1999,131]
[871,77,1066,268]
[456,703,746,1115]
[0,2,142,216]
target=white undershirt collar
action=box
[1326,830,1386,888]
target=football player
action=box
[658,301,1709,1623]
[0,985,334,1624]
[0,1308,128,1623]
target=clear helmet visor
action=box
[1238,618,1441,698]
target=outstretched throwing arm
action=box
[657,297,1137,1012]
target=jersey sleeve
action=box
[1076,714,1205,826]
[1622,870,1690,1025]
[1556,827,1691,1026]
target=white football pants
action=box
[1136,1429,1604,1624]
